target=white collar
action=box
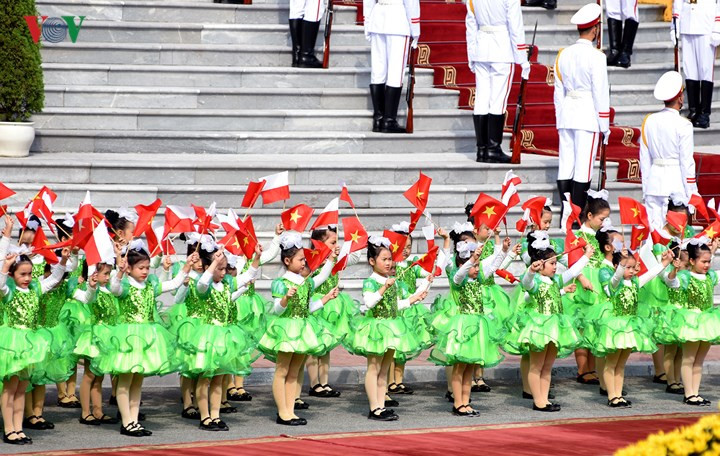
[211,280,224,291]
[370,272,390,284]
[623,279,633,286]
[283,271,305,285]
[690,271,707,280]
[15,285,30,293]
[663,107,679,115]
[602,258,614,268]
[99,285,111,293]
[580,224,596,235]
[577,38,593,46]
[397,260,408,267]
[538,274,553,284]
[128,276,146,288]
[189,270,200,280]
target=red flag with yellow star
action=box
[618,197,649,227]
[134,199,163,238]
[630,225,649,251]
[31,227,59,264]
[342,216,368,253]
[236,217,258,258]
[410,245,438,274]
[564,231,588,267]
[495,269,519,284]
[281,204,314,233]
[470,193,507,231]
[305,239,332,272]
[688,194,710,222]
[666,211,687,237]
[408,209,423,234]
[403,172,432,212]
[383,230,408,262]
[696,220,720,239]
[218,228,243,256]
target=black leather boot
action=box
[524,0,544,6]
[686,79,700,124]
[606,18,622,66]
[557,179,573,227]
[473,114,488,162]
[571,181,592,223]
[616,19,638,68]
[486,114,510,163]
[542,0,557,10]
[695,80,713,129]
[298,20,322,68]
[380,86,406,133]
[370,83,385,133]
[289,19,302,67]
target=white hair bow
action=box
[200,235,218,253]
[456,241,478,259]
[184,232,201,245]
[225,253,238,268]
[26,219,40,231]
[123,238,148,254]
[529,230,549,241]
[391,221,410,234]
[686,236,710,247]
[587,189,609,201]
[600,217,617,232]
[118,207,138,223]
[368,235,391,248]
[451,221,474,234]
[63,213,76,229]
[531,239,551,250]
[8,245,32,262]
[280,231,303,250]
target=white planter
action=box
[0,121,35,157]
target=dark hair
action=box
[55,219,73,241]
[465,203,475,226]
[455,252,471,267]
[22,215,41,235]
[526,232,550,261]
[311,226,337,242]
[81,261,112,280]
[667,199,690,217]
[280,246,302,267]
[529,248,555,263]
[105,210,132,233]
[450,228,474,246]
[127,248,150,267]
[581,196,611,222]
[199,247,218,269]
[367,242,390,263]
[611,251,625,267]
[687,243,711,261]
[9,255,32,276]
[595,229,617,254]
[543,205,552,215]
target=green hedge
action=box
[0,0,44,122]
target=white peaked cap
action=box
[571,3,602,28]
[653,71,683,101]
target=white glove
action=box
[712,32,720,48]
[520,62,531,80]
[603,130,611,145]
[411,36,419,49]
[670,28,678,46]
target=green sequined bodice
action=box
[118,283,156,323]
[93,289,119,325]
[6,287,41,329]
[687,275,713,311]
[40,280,68,327]
[201,283,237,326]
[479,241,496,286]
[368,280,399,319]
[457,280,484,315]
[533,279,563,315]
[611,280,639,316]
[313,265,339,295]
[667,284,688,308]
[240,261,256,295]
[183,281,202,318]
[577,230,603,267]
[31,260,45,280]
[396,261,417,295]
[281,278,311,319]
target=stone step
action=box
[537,41,673,67]
[42,63,436,89]
[43,85,460,110]
[522,4,663,27]
[32,107,474,132]
[40,42,370,68]
[611,81,720,107]
[613,103,720,141]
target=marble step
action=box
[613,102,720,140]
[43,85,460,110]
[42,64,435,89]
[611,81,720,107]
[607,62,720,87]
[522,4,663,27]
[537,41,674,67]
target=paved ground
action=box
[6,374,717,454]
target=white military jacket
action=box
[364,0,420,38]
[465,0,528,65]
[553,39,610,133]
[639,108,698,198]
[673,0,720,36]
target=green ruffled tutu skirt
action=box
[175,317,257,378]
[0,326,52,381]
[258,315,340,362]
[59,299,93,340]
[483,284,513,326]
[503,310,581,358]
[237,292,270,340]
[638,276,669,318]
[563,267,602,323]
[74,323,115,361]
[428,312,505,367]
[589,314,658,357]
[92,322,179,376]
[395,303,433,363]
[30,324,77,385]
[314,292,358,354]
[345,315,423,359]
[162,302,187,335]
[652,304,684,345]
[661,307,720,344]
[426,295,459,335]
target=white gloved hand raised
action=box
[603,130,611,145]
[521,61,531,80]
[411,36,419,49]
[670,28,678,46]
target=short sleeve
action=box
[677,270,690,290]
[271,279,289,299]
[396,281,410,300]
[709,270,718,287]
[522,273,540,294]
[148,275,162,296]
[363,278,381,294]
[598,267,614,287]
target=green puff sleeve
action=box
[598,267,614,296]
[271,278,289,299]
[396,280,410,300]
[362,278,382,294]
[148,275,163,296]
[677,270,691,290]
[709,270,719,287]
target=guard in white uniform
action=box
[554,4,610,218]
[640,71,699,230]
[466,0,530,163]
[672,0,720,128]
[364,0,420,133]
[605,0,639,67]
[289,0,325,68]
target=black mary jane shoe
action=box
[322,384,341,398]
[532,404,557,412]
[576,371,600,385]
[619,397,632,407]
[684,395,704,406]
[276,415,304,426]
[445,391,454,402]
[133,423,152,436]
[384,398,399,407]
[213,419,229,431]
[39,416,54,429]
[607,397,624,408]
[391,383,414,395]
[308,384,331,398]
[24,415,50,430]
[550,403,561,412]
[652,373,668,385]
[226,387,250,402]
[697,396,711,406]
[199,417,219,431]
[3,432,25,445]
[109,395,118,406]
[294,399,310,410]
[97,414,119,425]
[368,408,398,421]
[79,414,102,426]
[666,383,685,395]
[17,433,31,444]
[58,396,80,409]
[120,423,143,437]
[452,405,474,417]
[235,390,252,401]
[182,406,200,420]
[220,402,238,413]
[472,378,491,393]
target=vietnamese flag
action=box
[236,217,258,258]
[564,231,588,267]
[630,225,649,251]
[219,228,243,256]
[311,198,339,230]
[163,205,196,239]
[618,197,649,227]
[241,179,266,209]
[470,193,507,231]
[340,184,355,209]
[342,216,368,253]
[133,198,162,238]
[305,239,332,272]
[697,220,720,239]
[651,228,672,246]
[495,269,519,284]
[688,194,710,222]
[383,229,408,262]
[522,196,550,228]
[29,186,57,225]
[193,202,218,235]
[666,211,687,237]
[84,222,116,266]
[561,193,582,233]
[403,172,432,212]
[408,209,423,234]
[31,227,59,264]
[0,182,16,201]
[259,171,290,205]
[281,204,315,233]
[410,245,438,274]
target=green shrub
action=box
[0,0,44,122]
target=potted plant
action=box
[0,0,45,157]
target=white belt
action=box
[378,0,403,5]
[567,90,592,99]
[479,25,506,33]
[652,159,680,167]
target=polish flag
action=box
[85,222,116,266]
[516,208,531,233]
[163,205,196,239]
[501,170,522,208]
[635,240,659,276]
[193,202,218,235]
[340,184,355,209]
[259,171,290,205]
[311,198,339,230]
[31,227,59,264]
[650,228,672,246]
[688,194,710,222]
[331,241,353,275]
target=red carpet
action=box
[28,413,709,456]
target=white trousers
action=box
[645,194,668,231]
[289,0,324,22]
[606,0,639,21]
[557,128,600,183]
[472,62,514,115]
[370,34,409,88]
[682,34,715,82]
